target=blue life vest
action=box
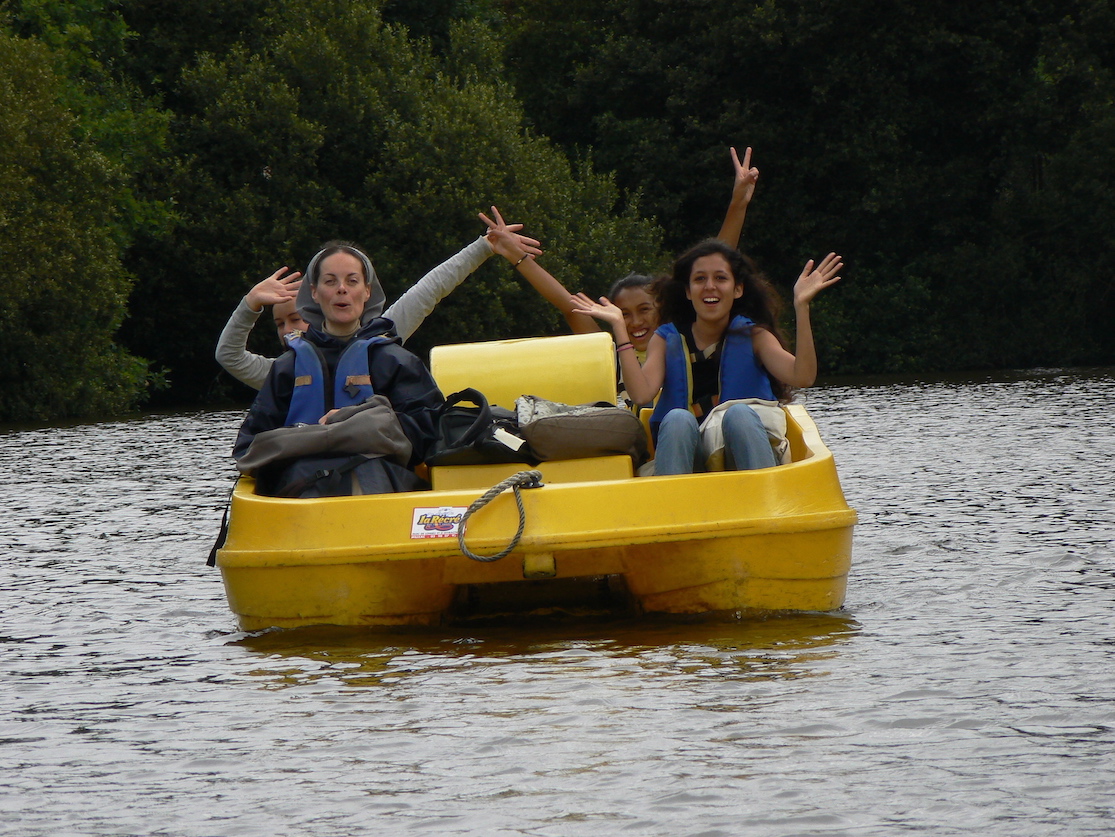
[649,316,775,439]
[284,334,388,425]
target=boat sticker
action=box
[410,506,468,539]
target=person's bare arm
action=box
[717,146,759,248]
[479,206,599,334]
[570,292,665,405]
[753,253,843,388]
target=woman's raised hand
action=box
[479,206,543,262]
[793,253,843,307]
[729,146,760,208]
[245,267,302,311]
[570,292,625,330]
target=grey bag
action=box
[236,395,412,475]
[515,395,648,465]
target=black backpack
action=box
[425,388,535,467]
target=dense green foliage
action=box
[1,0,1113,420]
[501,0,1115,372]
[0,16,153,421]
[117,0,660,403]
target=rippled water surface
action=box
[3,369,1113,836]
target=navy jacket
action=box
[233,318,443,468]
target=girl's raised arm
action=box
[480,207,599,334]
[717,146,759,248]
[753,253,843,388]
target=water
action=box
[2,369,1113,835]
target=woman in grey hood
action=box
[233,240,444,478]
[295,241,388,334]
[216,225,542,390]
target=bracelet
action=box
[513,253,533,268]
[616,342,635,353]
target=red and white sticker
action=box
[410,506,468,539]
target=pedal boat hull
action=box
[216,402,856,629]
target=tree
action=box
[120,0,662,403]
[0,25,148,421]
[500,0,1115,372]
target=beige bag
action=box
[515,395,649,465]
[700,398,790,470]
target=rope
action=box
[457,470,544,562]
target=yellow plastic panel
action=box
[430,455,633,491]
[215,403,857,627]
[430,332,617,408]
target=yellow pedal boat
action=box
[215,332,857,629]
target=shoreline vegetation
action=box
[3,1,1113,422]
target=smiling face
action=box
[311,251,370,330]
[272,299,308,344]
[685,253,743,324]
[611,286,659,352]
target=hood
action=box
[295,244,386,330]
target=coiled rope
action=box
[457,470,544,562]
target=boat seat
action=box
[428,332,626,487]
[430,331,617,409]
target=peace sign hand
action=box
[729,146,760,208]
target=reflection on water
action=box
[233,613,860,689]
[2,370,1114,836]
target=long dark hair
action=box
[654,238,791,400]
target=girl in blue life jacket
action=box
[480,146,762,409]
[571,239,842,475]
[232,241,445,473]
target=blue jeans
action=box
[654,404,776,475]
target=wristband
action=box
[617,343,635,353]
[513,254,533,268]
